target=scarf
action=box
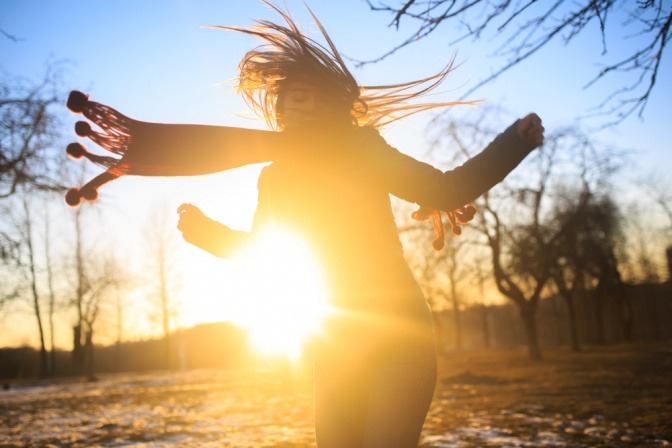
[65,90,473,250]
[64,90,274,205]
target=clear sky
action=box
[2,1,670,348]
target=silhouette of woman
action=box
[65,3,543,447]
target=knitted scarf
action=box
[65,90,473,250]
[64,90,274,206]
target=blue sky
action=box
[3,1,670,152]
[2,1,670,346]
[4,1,670,219]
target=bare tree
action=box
[364,0,671,125]
[0,200,21,311]
[637,174,672,281]
[18,192,49,377]
[1,65,67,291]
[469,249,493,349]
[113,286,124,372]
[82,256,126,381]
[431,107,620,359]
[71,205,86,375]
[549,193,625,351]
[401,216,473,352]
[68,203,126,380]
[0,66,66,198]
[1,25,22,43]
[625,201,662,283]
[42,200,59,375]
[144,204,183,370]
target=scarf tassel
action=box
[65,90,134,206]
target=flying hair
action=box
[211,1,475,130]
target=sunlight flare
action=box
[230,226,331,359]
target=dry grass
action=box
[425,341,672,447]
[1,341,670,447]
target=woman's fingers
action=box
[518,113,544,147]
[176,203,208,235]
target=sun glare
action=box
[229,226,331,359]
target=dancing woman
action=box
[66,3,543,447]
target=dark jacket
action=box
[252,122,534,356]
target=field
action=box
[2,341,670,447]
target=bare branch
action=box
[364,0,670,125]
[0,26,22,43]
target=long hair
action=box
[212,1,474,130]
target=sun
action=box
[227,226,331,359]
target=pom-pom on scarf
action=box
[64,90,274,206]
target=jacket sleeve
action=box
[124,123,280,176]
[360,122,536,211]
[65,89,282,205]
[182,217,251,258]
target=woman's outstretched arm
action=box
[366,113,545,212]
[176,203,251,258]
[64,90,280,205]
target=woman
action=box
[66,3,543,447]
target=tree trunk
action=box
[44,208,57,376]
[29,278,48,378]
[557,285,581,352]
[519,302,543,360]
[616,285,634,342]
[23,197,48,378]
[115,293,123,373]
[564,295,581,352]
[480,304,491,349]
[74,208,86,375]
[85,328,96,382]
[48,300,56,375]
[549,296,565,346]
[72,324,83,375]
[160,247,171,370]
[594,280,606,344]
[449,288,462,351]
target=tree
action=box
[12,192,49,377]
[0,199,21,311]
[69,202,127,380]
[549,192,624,351]
[0,66,66,198]
[365,0,671,125]
[469,249,494,349]
[633,174,672,281]
[42,199,60,375]
[401,215,473,352]
[432,107,620,359]
[144,204,182,370]
[625,201,662,283]
[1,66,67,287]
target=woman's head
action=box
[215,1,473,130]
[275,78,343,129]
[217,2,360,130]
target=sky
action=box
[2,1,670,348]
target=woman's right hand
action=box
[177,202,250,257]
[177,203,211,244]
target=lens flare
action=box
[230,226,331,359]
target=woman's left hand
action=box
[517,113,544,148]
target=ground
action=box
[1,341,670,447]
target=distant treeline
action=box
[434,282,672,352]
[1,322,250,381]
[2,283,671,380]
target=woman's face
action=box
[277,80,336,129]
